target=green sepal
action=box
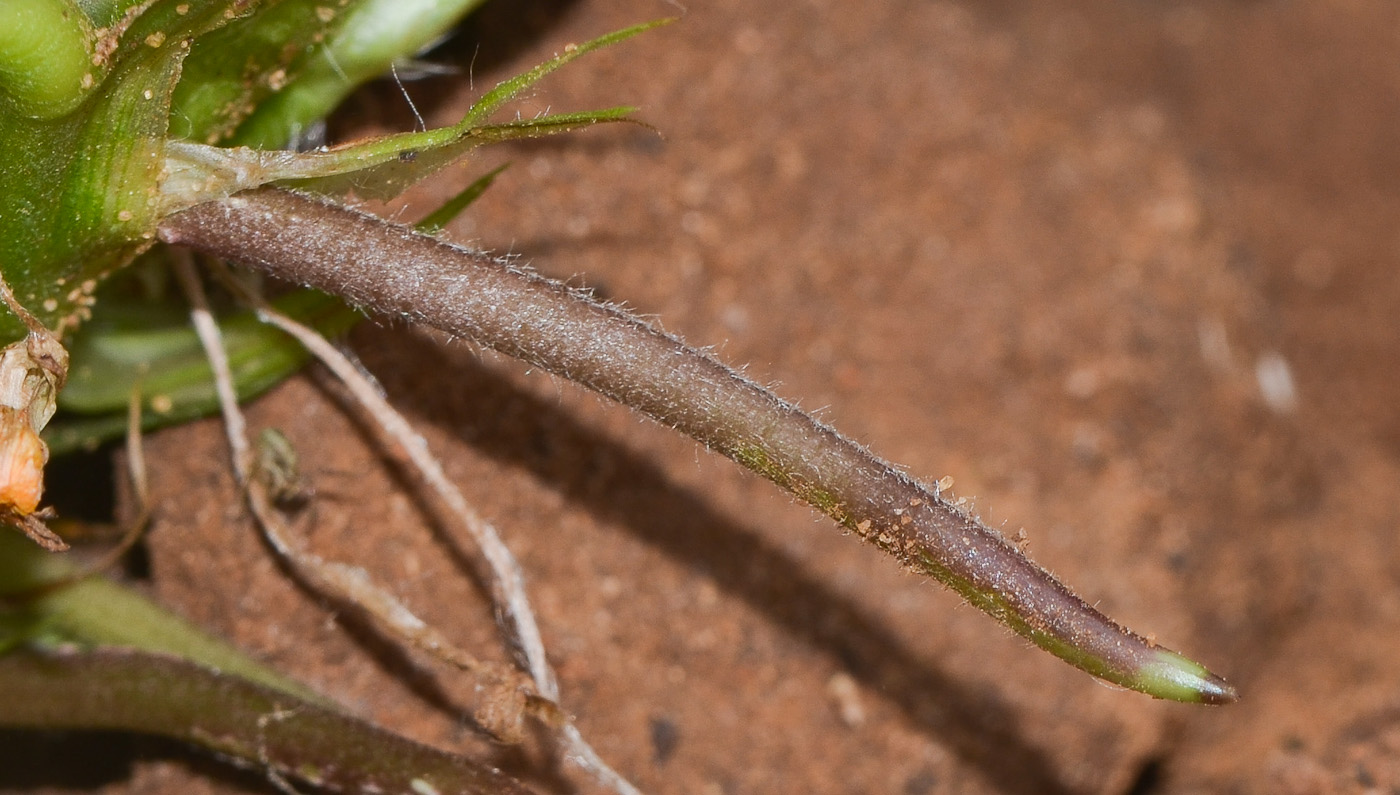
[158,19,667,209]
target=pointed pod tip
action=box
[1138,648,1239,705]
[1197,673,1240,706]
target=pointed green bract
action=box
[462,18,673,127]
[415,162,510,235]
[157,20,668,207]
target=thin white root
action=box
[251,296,556,697]
[65,387,152,578]
[205,262,641,795]
[179,256,639,791]
[171,252,251,478]
[562,723,645,795]
[126,385,149,509]
[175,253,550,739]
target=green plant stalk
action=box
[0,648,535,795]
[0,533,536,793]
[160,187,1238,705]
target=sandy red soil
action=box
[13,1,1400,793]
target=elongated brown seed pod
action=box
[160,187,1236,704]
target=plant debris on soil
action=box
[11,0,1400,792]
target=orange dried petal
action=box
[0,412,46,515]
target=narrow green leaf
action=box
[0,533,322,701]
[157,24,663,209]
[47,286,360,454]
[461,17,673,127]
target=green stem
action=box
[0,534,535,792]
[0,648,536,794]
